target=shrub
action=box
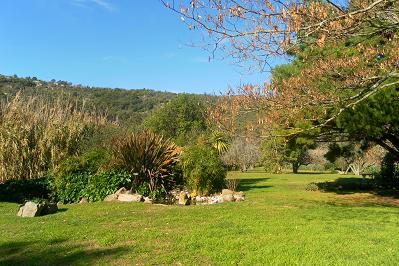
[51,150,131,203]
[83,170,131,202]
[0,178,51,203]
[375,153,399,189]
[222,137,261,171]
[179,144,227,195]
[305,182,319,191]
[0,93,106,182]
[111,131,181,195]
[225,178,240,191]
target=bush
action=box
[111,131,181,195]
[375,153,399,189]
[51,150,131,203]
[225,179,240,191]
[0,178,51,203]
[179,144,227,195]
[83,170,132,202]
[305,182,319,191]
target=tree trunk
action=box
[292,163,300,174]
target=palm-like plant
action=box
[209,131,229,155]
[111,131,181,193]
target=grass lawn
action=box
[1,170,399,265]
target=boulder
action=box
[222,194,235,202]
[118,193,143,202]
[17,201,43,217]
[42,202,58,215]
[144,197,153,204]
[234,196,245,202]
[17,201,58,217]
[178,191,191,205]
[234,191,245,197]
[115,187,128,195]
[195,196,208,205]
[208,196,221,204]
[104,194,118,202]
[222,189,234,195]
[79,197,88,204]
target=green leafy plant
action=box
[51,150,130,203]
[179,144,226,195]
[111,131,181,195]
[84,170,131,202]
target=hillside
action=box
[0,74,177,127]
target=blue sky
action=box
[0,0,269,94]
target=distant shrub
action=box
[180,144,227,195]
[111,131,181,196]
[323,163,336,172]
[0,178,51,203]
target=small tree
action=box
[284,135,316,174]
[262,136,286,174]
[222,137,261,171]
[144,94,208,146]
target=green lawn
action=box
[1,170,399,265]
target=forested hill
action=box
[0,74,177,127]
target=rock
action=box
[115,187,128,195]
[17,201,57,217]
[118,193,143,202]
[234,191,245,197]
[42,202,58,215]
[234,196,245,202]
[79,197,88,204]
[222,194,235,202]
[178,191,191,205]
[17,201,43,217]
[144,197,153,204]
[233,192,245,202]
[222,189,234,195]
[104,194,118,202]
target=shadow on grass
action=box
[296,171,331,175]
[317,178,399,198]
[238,178,272,192]
[0,239,129,265]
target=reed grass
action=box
[0,93,107,182]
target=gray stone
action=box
[17,201,46,217]
[104,194,118,202]
[118,193,143,202]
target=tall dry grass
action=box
[0,93,107,182]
